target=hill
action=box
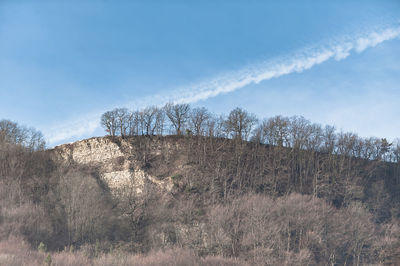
[1,134,400,265]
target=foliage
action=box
[38,242,47,253]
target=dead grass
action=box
[0,237,44,266]
[0,238,248,266]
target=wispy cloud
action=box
[46,115,100,145]
[45,25,400,145]
[169,26,400,104]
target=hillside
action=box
[1,134,400,265]
[54,135,400,211]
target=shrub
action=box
[38,242,47,253]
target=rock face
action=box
[53,137,174,194]
[56,137,124,164]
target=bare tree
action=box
[224,107,257,141]
[125,110,135,136]
[57,170,113,245]
[142,106,159,136]
[25,127,46,151]
[0,119,45,151]
[322,125,337,154]
[336,131,358,157]
[379,138,392,161]
[261,116,290,146]
[393,140,400,163]
[129,110,144,136]
[288,116,312,149]
[0,119,23,144]
[101,110,118,136]
[115,108,129,137]
[164,103,190,135]
[154,107,166,136]
[189,107,210,136]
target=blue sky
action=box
[0,0,399,146]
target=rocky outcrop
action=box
[53,136,207,250]
[53,137,174,194]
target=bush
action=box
[44,254,52,266]
[38,242,47,253]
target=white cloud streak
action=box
[45,25,400,146]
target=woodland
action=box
[0,104,399,265]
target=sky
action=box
[0,0,399,146]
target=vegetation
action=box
[1,105,400,265]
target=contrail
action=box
[169,26,400,104]
[45,25,400,145]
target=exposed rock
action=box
[53,137,173,194]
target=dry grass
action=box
[0,238,248,266]
[0,237,44,266]
[94,249,247,266]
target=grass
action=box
[0,237,247,266]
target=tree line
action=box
[0,119,45,151]
[101,103,399,163]
[1,115,399,265]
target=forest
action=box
[0,104,399,265]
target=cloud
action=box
[45,112,101,145]
[169,25,400,104]
[44,24,400,145]
[355,27,400,53]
